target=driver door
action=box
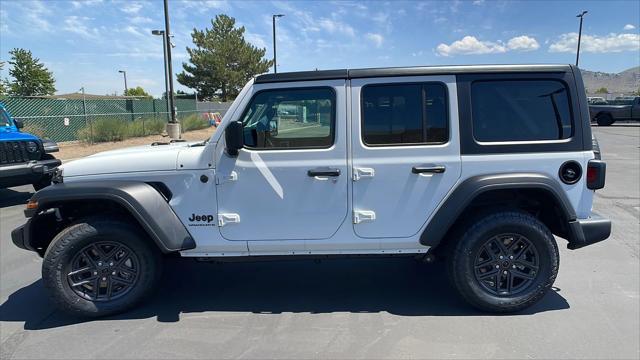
[215,80,349,242]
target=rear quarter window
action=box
[471,80,573,142]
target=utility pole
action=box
[576,11,588,67]
[272,14,284,74]
[118,70,128,95]
[163,0,180,139]
[152,29,170,121]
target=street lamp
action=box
[118,70,128,95]
[272,14,284,74]
[152,29,170,121]
[162,0,180,139]
[576,10,588,67]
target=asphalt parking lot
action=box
[1,125,638,359]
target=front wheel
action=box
[448,211,559,313]
[42,218,162,317]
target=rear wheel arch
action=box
[421,173,577,254]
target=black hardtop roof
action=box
[255,64,574,84]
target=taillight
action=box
[586,160,606,190]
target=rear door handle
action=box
[307,168,341,177]
[412,164,446,174]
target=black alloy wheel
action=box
[473,233,539,296]
[67,241,140,302]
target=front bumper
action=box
[0,158,61,188]
[11,223,29,251]
[567,213,612,250]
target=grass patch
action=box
[22,123,46,139]
[180,114,210,132]
[77,117,166,143]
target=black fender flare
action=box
[419,173,578,248]
[23,181,195,253]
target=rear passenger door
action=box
[350,76,461,239]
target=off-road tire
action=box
[596,113,614,126]
[42,218,162,317]
[448,211,559,313]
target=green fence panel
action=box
[0,96,199,142]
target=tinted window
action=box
[1,109,11,127]
[471,80,573,142]
[362,83,448,145]
[240,88,335,149]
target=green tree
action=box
[0,61,7,96]
[124,86,152,98]
[595,87,609,94]
[177,14,273,101]
[7,48,56,96]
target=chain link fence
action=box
[0,97,202,143]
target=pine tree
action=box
[177,14,273,101]
[7,48,56,96]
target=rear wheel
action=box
[42,218,162,317]
[448,211,559,313]
[596,113,614,126]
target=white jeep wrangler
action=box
[12,64,610,317]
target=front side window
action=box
[1,109,11,127]
[240,87,335,149]
[471,80,573,142]
[361,83,449,145]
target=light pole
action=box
[118,70,128,95]
[163,0,180,139]
[272,14,284,74]
[152,29,170,121]
[576,10,588,67]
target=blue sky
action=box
[1,0,639,97]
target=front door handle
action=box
[307,168,341,177]
[412,164,446,174]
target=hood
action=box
[62,141,202,177]
[0,129,39,140]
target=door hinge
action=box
[216,171,238,185]
[353,210,376,224]
[353,167,375,181]
[218,213,240,227]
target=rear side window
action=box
[361,83,449,145]
[471,80,573,142]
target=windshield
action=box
[1,108,12,127]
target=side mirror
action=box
[14,119,24,129]
[225,121,244,156]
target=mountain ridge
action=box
[581,66,639,95]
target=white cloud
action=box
[623,24,636,31]
[507,35,540,51]
[436,36,506,56]
[123,25,144,37]
[366,33,384,48]
[473,0,485,5]
[245,32,268,49]
[549,32,640,53]
[121,2,143,14]
[63,16,99,39]
[71,0,103,9]
[436,35,541,56]
[130,16,153,25]
[318,18,355,37]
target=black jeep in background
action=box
[589,96,640,126]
